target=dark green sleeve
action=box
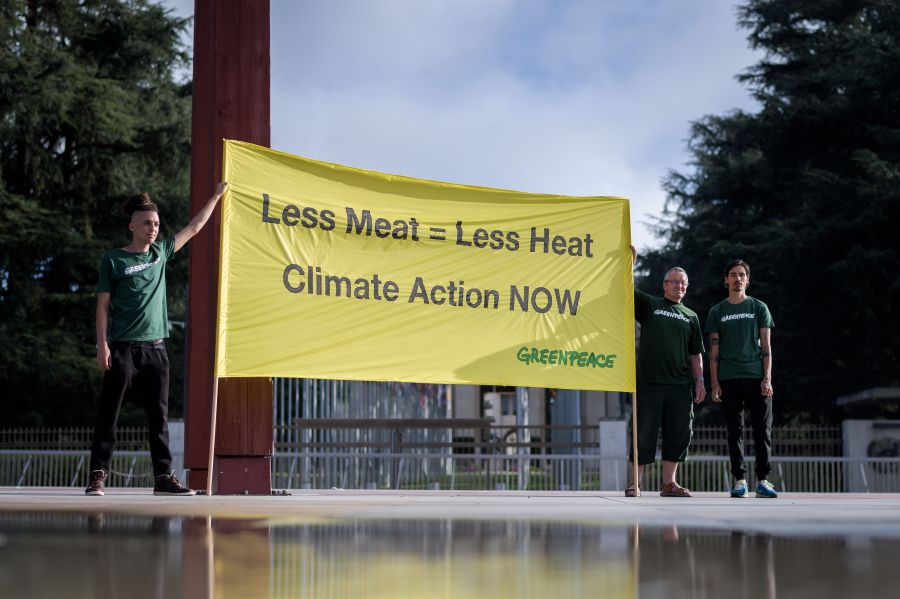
[97,253,113,293]
[689,315,705,355]
[160,238,176,261]
[634,289,651,323]
[756,299,774,328]
[704,304,719,334]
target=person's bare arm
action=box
[759,327,773,397]
[174,182,229,252]
[709,332,721,402]
[96,293,111,370]
[690,353,706,404]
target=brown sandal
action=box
[624,483,640,497]
[660,482,692,497]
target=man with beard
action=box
[706,259,777,498]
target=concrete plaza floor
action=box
[2,488,899,535]
[4,488,900,598]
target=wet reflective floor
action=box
[3,510,900,599]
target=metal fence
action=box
[273,380,450,450]
[271,452,597,491]
[690,425,842,456]
[0,450,186,488]
[634,455,900,493]
[0,424,844,456]
[0,427,150,450]
[3,450,897,493]
[270,452,900,493]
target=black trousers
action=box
[630,383,694,465]
[721,378,772,480]
[90,341,173,477]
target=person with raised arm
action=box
[85,182,228,496]
[627,247,706,498]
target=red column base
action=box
[215,456,272,495]
[188,456,272,495]
[188,469,209,491]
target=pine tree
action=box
[644,0,900,422]
[0,0,192,425]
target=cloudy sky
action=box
[165,0,761,249]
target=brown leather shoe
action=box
[85,470,107,496]
[624,483,640,497]
[153,470,196,496]
[660,482,692,497]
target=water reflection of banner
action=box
[216,140,635,391]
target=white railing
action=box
[0,450,186,488]
[269,452,900,493]
[1,424,845,456]
[3,450,897,493]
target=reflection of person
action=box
[632,525,778,599]
[627,247,706,497]
[85,183,228,496]
[706,259,777,498]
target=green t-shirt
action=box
[97,238,175,342]
[705,296,774,380]
[634,289,705,385]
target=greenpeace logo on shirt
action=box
[653,308,690,323]
[123,257,161,276]
[720,313,755,322]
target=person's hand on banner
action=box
[175,181,230,252]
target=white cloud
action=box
[164,0,761,248]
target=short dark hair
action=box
[122,192,158,217]
[724,259,750,277]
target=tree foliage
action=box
[642,0,900,423]
[0,0,191,426]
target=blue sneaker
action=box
[730,479,749,498]
[756,480,778,498]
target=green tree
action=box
[642,0,900,423]
[0,0,191,426]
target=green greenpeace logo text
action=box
[516,347,617,369]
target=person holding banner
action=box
[706,259,777,498]
[627,247,706,497]
[85,182,228,496]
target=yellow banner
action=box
[217,140,635,391]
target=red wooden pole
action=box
[185,0,272,494]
